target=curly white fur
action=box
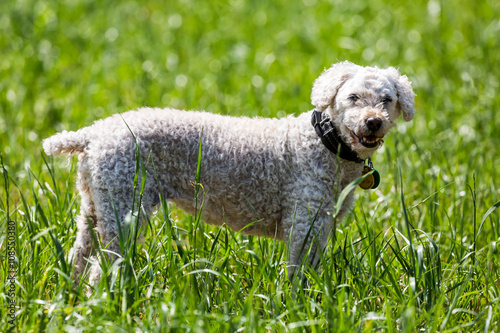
[43,61,415,286]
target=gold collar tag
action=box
[359,159,381,190]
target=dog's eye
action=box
[382,96,393,104]
[348,94,360,103]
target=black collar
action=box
[311,110,365,163]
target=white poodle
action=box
[43,61,415,286]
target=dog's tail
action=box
[43,128,91,156]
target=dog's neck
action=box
[311,110,366,163]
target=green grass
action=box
[1,0,500,331]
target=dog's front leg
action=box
[284,209,332,282]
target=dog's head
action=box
[311,61,415,157]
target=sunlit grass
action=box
[1,0,499,331]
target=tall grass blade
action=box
[475,199,500,242]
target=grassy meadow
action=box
[1,0,500,331]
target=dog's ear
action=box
[387,67,416,122]
[311,61,360,111]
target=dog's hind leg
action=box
[87,191,130,287]
[70,168,98,284]
[71,212,96,283]
[87,179,157,289]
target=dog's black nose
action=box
[365,117,382,131]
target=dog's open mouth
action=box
[350,131,384,149]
